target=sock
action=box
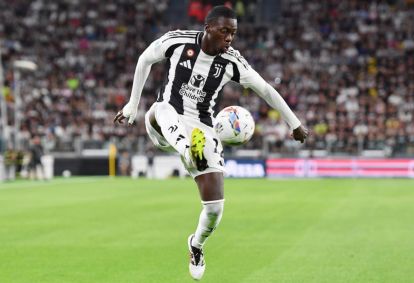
[154,103,190,156]
[192,199,225,249]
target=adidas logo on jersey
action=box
[179,60,192,69]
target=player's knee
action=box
[202,200,224,220]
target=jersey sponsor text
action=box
[179,83,207,102]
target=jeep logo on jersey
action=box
[213,63,223,78]
[190,74,206,88]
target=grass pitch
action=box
[1,177,414,283]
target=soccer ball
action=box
[214,106,255,146]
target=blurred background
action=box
[1,0,414,180]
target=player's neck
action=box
[200,34,219,56]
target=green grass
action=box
[1,177,414,283]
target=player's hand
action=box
[113,110,126,124]
[113,102,137,125]
[292,125,309,143]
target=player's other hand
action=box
[292,125,309,143]
[113,102,137,125]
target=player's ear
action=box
[204,24,210,33]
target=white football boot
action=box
[188,234,205,280]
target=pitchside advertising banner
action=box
[42,155,413,179]
[128,156,414,179]
[266,159,414,178]
[224,159,266,178]
[130,156,267,179]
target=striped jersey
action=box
[153,30,257,127]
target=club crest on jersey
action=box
[213,63,223,78]
[187,49,195,57]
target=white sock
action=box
[192,199,224,249]
[154,103,190,156]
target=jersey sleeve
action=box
[144,33,172,62]
[124,30,198,122]
[230,50,302,130]
[226,50,256,87]
[123,35,169,115]
[155,31,190,58]
[139,31,182,62]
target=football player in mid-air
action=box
[114,5,308,280]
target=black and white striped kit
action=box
[156,30,251,127]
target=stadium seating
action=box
[1,0,413,157]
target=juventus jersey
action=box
[153,30,257,127]
[127,29,301,130]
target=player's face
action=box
[205,17,237,54]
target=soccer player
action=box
[114,6,308,280]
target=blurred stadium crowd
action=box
[1,0,414,158]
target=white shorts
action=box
[144,102,225,178]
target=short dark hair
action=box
[205,5,236,24]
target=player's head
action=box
[204,6,237,54]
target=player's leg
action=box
[188,174,225,280]
[188,126,226,249]
[144,104,174,152]
[192,172,224,247]
[152,102,195,167]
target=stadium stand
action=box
[0,0,413,160]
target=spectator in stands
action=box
[1,0,413,157]
[188,0,204,23]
